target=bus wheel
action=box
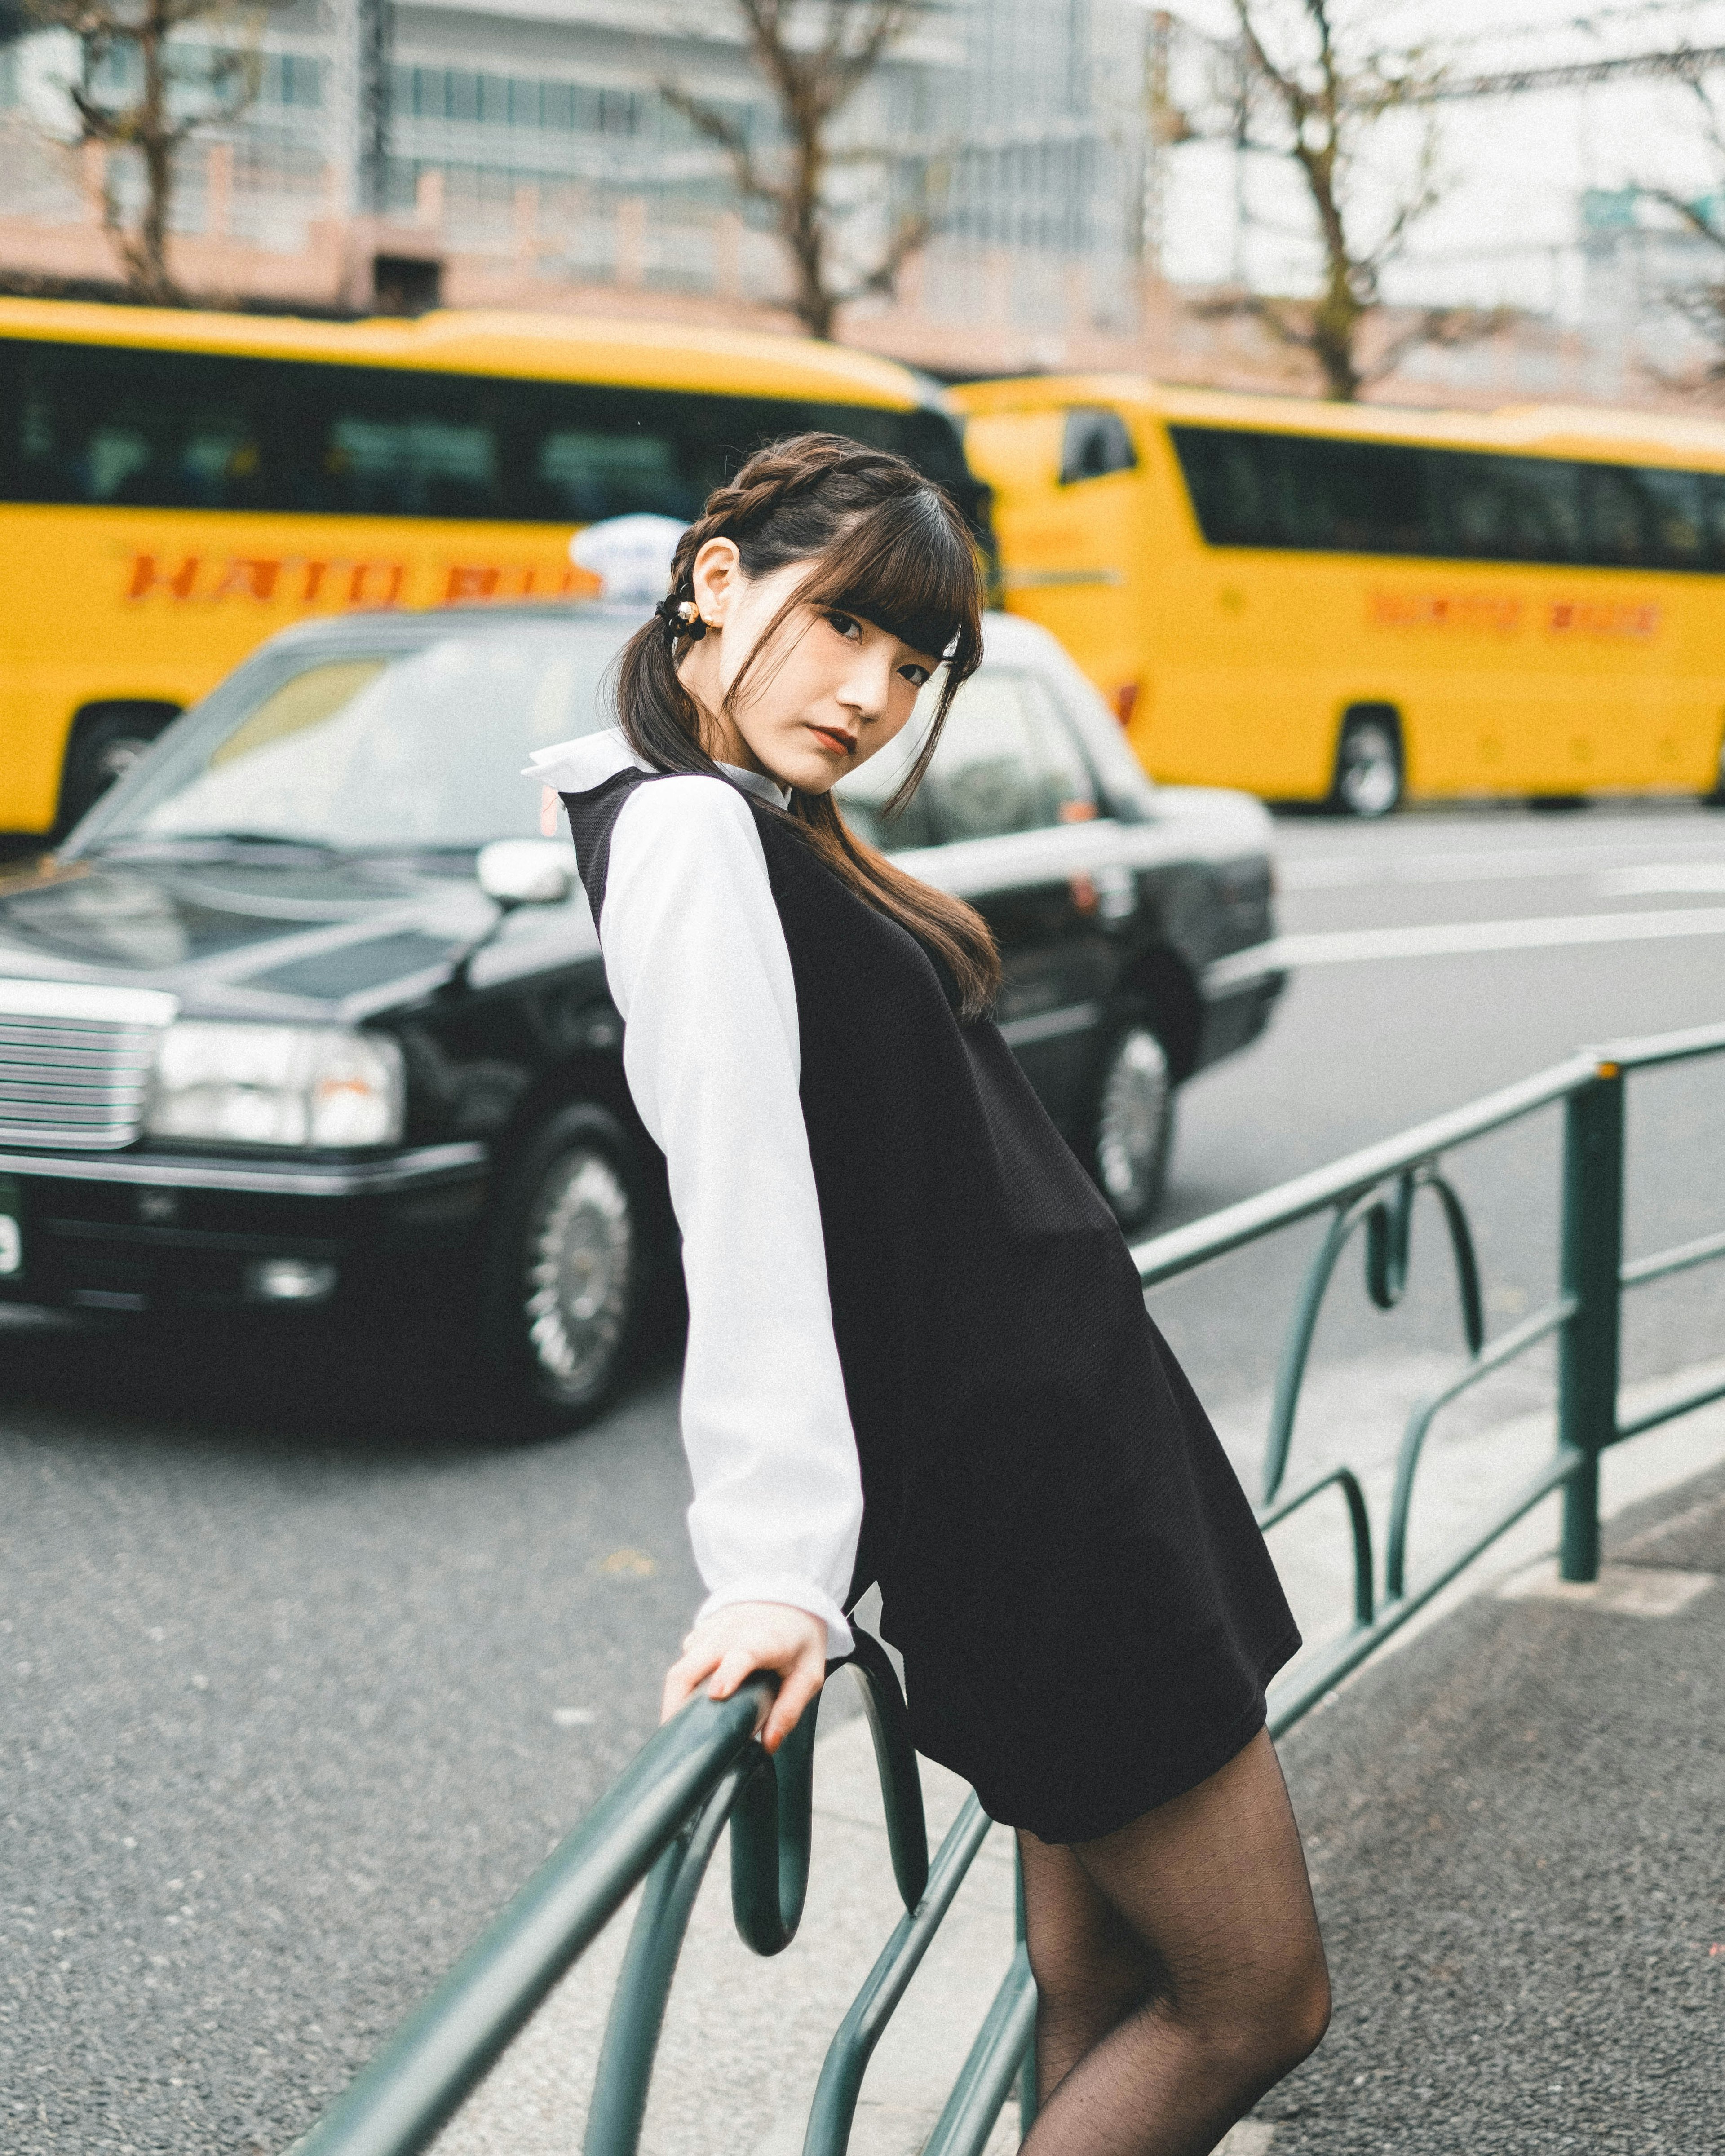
[1088,1023,1175,1232]
[58,702,181,832]
[1330,710,1403,818]
[480,1103,652,1431]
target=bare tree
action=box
[1221,0,1489,400]
[661,0,939,342]
[29,0,259,302]
[1641,69,1725,386]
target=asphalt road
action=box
[3,799,1723,2154]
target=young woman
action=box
[526,434,1329,2153]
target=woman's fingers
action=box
[658,1602,830,1745]
[660,1641,723,1724]
[760,1654,825,1754]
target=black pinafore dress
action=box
[566,768,1299,1844]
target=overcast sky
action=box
[1154,0,1725,319]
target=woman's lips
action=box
[808,725,857,756]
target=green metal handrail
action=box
[286,1018,1725,2156]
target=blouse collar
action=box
[720,762,790,809]
[525,728,788,809]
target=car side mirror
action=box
[477,838,574,910]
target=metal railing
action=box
[288,1020,1725,2156]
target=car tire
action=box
[58,702,180,832]
[1329,710,1403,819]
[1087,1022,1175,1233]
[481,1102,654,1431]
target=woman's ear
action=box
[689,537,742,630]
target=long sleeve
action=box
[598,774,863,1658]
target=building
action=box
[0,0,1156,374]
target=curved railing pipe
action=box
[287,1677,775,2156]
[801,1795,996,2156]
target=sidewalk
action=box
[1254,1452,1725,2155]
[428,1399,1725,2156]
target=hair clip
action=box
[654,594,708,641]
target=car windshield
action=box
[94,620,630,853]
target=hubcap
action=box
[1096,1028,1170,1218]
[1338,723,1400,817]
[522,1146,634,1403]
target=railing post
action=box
[1014,1845,1037,2129]
[1557,1062,1625,1581]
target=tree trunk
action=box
[1310,274,1362,400]
[787,111,834,340]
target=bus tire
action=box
[1329,708,1403,818]
[58,702,181,832]
[479,1101,654,1433]
[1086,1021,1176,1233]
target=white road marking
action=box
[1280,837,1725,892]
[1599,862,1725,895]
[1499,1562,1716,1616]
[1236,904,1725,976]
[551,1706,596,1727]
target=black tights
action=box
[1016,1730,1329,2156]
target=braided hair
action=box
[612,432,1000,1019]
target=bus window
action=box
[1059,408,1137,485]
[1427,453,1582,564]
[1635,468,1706,567]
[1169,424,1725,575]
[0,338,985,533]
[1581,465,1652,566]
[329,415,500,520]
[534,428,683,521]
[1170,429,1424,553]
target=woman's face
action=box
[677,540,941,796]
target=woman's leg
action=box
[1017,1730,1329,2156]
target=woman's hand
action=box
[660,1601,828,1754]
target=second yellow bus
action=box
[953,374,1725,813]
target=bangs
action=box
[805,489,981,661]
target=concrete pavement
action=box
[1257,1457,1725,2152]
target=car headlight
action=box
[145,1023,405,1148]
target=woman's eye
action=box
[898,664,931,689]
[825,612,862,641]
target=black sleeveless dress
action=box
[565,766,1299,1844]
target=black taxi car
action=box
[0,604,1283,1426]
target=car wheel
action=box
[58,702,180,832]
[482,1103,652,1430]
[1329,711,1402,818]
[1088,1023,1175,1233]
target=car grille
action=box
[0,979,177,1150]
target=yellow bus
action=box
[0,299,982,835]
[951,373,1725,814]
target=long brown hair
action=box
[612,432,1000,1019]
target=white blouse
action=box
[524,729,863,1657]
